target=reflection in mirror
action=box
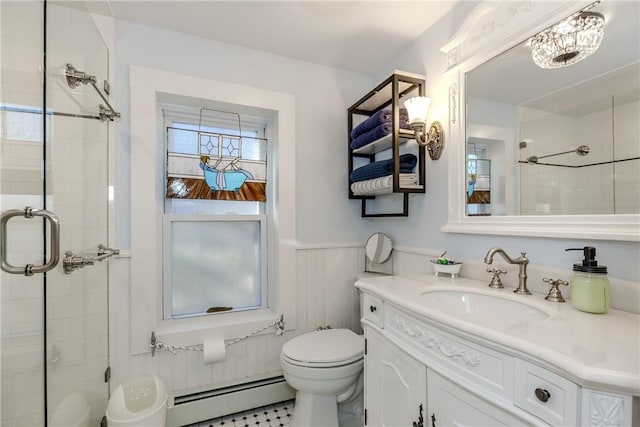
[365,233,393,274]
[465,1,639,216]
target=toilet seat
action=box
[282,329,364,368]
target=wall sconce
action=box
[403,96,444,160]
[530,10,605,69]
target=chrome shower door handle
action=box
[1,207,61,275]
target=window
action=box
[129,67,296,355]
[1,104,44,142]
[162,106,271,319]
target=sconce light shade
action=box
[530,11,605,69]
[403,96,431,126]
[403,96,443,160]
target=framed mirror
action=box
[441,0,639,241]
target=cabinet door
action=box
[365,326,426,427]
[427,369,532,427]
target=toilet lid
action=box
[282,329,364,366]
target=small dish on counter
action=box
[430,259,462,278]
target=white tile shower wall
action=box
[519,99,639,215]
[109,245,364,404]
[1,4,111,426]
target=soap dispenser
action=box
[565,247,610,314]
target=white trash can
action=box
[106,375,167,427]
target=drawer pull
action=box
[535,388,551,403]
[370,305,377,313]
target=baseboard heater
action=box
[167,375,295,426]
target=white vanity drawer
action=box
[362,293,384,328]
[385,305,514,401]
[514,359,578,426]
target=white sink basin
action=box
[421,290,550,323]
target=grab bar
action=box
[63,244,120,274]
[1,207,60,276]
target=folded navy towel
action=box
[351,108,409,140]
[351,122,392,150]
[350,154,417,182]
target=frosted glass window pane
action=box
[168,127,198,155]
[242,137,267,161]
[170,220,261,317]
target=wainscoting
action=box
[108,244,365,426]
[109,243,637,426]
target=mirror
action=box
[365,232,393,264]
[465,1,639,217]
[440,0,639,241]
[365,232,393,275]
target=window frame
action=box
[129,66,297,355]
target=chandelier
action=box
[530,11,605,69]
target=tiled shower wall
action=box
[520,99,640,215]
[1,2,110,426]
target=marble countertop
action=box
[355,273,640,395]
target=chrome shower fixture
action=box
[65,63,97,88]
[527,145,590,164]
[64,63,121,121]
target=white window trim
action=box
[130,66,296,355]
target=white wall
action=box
[370,1,640,282]
[107,18,373,410]
[112,20,372,249]
[105,3,639,422]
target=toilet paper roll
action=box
[203,338,226,364]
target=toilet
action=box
[106,374,168,427]
[280,328,364,427]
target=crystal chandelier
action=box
[530,11,605,69]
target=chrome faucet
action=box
[484,247,530,295]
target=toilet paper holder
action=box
[150,313,285,357]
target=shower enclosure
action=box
[1,2,114,425]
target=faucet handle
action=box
[487,268,507,289]
[543,278,568,303]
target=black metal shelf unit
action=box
[348,72,426,217]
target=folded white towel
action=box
[351,174,420,195]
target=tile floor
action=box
[188,400,294,427]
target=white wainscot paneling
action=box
[296,245,364,334]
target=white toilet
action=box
[280,328,364,427]
[106,374,168,427]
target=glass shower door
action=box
[1,2,112,426]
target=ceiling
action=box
[466,1,640,115]
[101,1,459,74]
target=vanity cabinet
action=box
[348,71,426,217]
[364,326,426,427]
[360,286,637,427]
[427,368,527,426]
